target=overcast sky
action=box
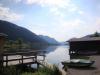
[0,0,100,42]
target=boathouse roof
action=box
[69,32,100,42]
[69,37,100,42]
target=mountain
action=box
[39,35,60,45]
[0,20,48,45]
[61,41,69,45]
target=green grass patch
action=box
[1,64,62,75]
[21,65,62,75]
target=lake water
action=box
[32,45,70,68]
[45,45,70,64]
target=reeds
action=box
[21,65,62,75]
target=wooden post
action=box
[6,55,8,67]
[43,55,45,61]
[0,33,7,73]
[21,55,23,64]
[34,55,37,63]
[37,62,39,69]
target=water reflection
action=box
[32,45,70,68]
[43,46,58,53]
[45,46,70,65]
[32,46,70,63]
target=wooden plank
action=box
[2,50,46,66]
[4,61,37,66]
[3,57,36,62]
[3,50,46,56]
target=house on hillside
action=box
[69,32,100,56]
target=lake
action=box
[46,45,70,63]
[32,45,70,68]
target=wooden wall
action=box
[69,41,100,55]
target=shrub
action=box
[3,66,20,75]
[22,65,62,75]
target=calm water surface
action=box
[42,45,70,68]
[31,45,70,68]
[46,45,70,63]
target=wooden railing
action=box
[2,50,46,67]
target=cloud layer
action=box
[0,4,23,21]
[0,0,100,41]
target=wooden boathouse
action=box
[69,32,100,56]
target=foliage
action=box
[4,39,32,51]
[21,65,62,75]
[1,64,62,75]
[94,32,100,37]
[21,72,47,75]
[3,66,21,75]
[38,65,62,75]
[21,72,34,75]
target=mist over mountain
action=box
[39,35,60,45]
[0,20,48,45]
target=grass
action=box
[3,66,20,75]
[1,64,62,75]
[21,65,62,75]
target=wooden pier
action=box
[2,50,46,68]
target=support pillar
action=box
[6,56,8,67]
[21,55,23,64]
[0,33,8,73]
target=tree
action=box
[94,32,100,37]
[17,38,23,49]
[8,40,13,49]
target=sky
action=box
[0,0,100,42]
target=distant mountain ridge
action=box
[0,20,48,44]
[39,35,60,45]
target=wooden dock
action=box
[2,50,46,67]
[2,50,68,75]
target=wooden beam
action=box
[6,55,8,67]
[3,57,35,62]
[2,50,46,66]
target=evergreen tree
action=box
[94,32,100,37]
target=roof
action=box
[0,33,8,37]
[69,37,100,42]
